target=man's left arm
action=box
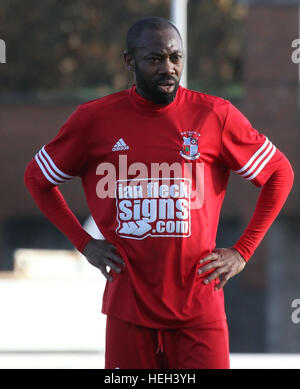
[198,153,294,290]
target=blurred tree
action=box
[0,0,169,96]
[0,0,246,98]
[188,0,247,97]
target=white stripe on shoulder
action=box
[38,150,66,183]
[240,141,273,178]
[235,137,269,174]
[41,146,74,179]
[246,145,276,181]
[35,154,62,185]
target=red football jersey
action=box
[33,85,284,328]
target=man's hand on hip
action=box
[198,248,246,290]
[82,239,125,281]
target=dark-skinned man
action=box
[25,17,294,369]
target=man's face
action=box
[125,27,184,105]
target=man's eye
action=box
[171,55,182,63]
[148,57,160,63]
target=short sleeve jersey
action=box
[34,85,284,328]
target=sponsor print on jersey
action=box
[115,178,191,239]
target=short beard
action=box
[134,63,179,105]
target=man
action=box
[24,17,294,369]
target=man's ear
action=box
[124,50,135,72]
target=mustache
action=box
[155,76,178,84]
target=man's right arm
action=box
[24,158,93,252]
[24,159,125,280]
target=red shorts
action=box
[105,315,230,369]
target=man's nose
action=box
[158,58,176,75]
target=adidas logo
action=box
[112,138,129,151]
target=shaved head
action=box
[126,17,182,56]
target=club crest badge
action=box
[180,131,201,160]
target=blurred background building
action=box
[0,0,299,365]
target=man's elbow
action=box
[24,159,50,193]
[283,155,294,190]
[24,160,35,191]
